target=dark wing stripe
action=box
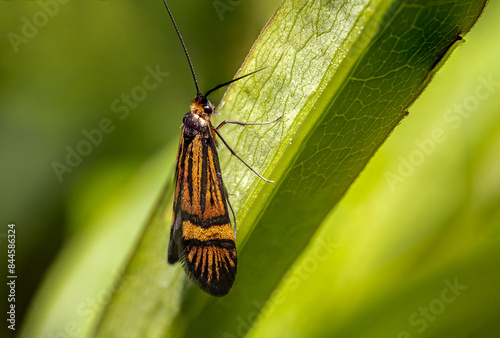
[184,238,236,248]
[179,211,231,227]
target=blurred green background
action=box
[1,0,499,337]
[0,0,281,335]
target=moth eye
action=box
[203,104,212,114]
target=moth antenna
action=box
[162,0,200,94]
[205,68,267,98]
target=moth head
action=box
[191,93,214,120]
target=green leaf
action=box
[94,0,487,336]
[21,0,490,337]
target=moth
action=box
[162,1,280,296]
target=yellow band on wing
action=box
[182,221,235,242]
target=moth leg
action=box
[215,116,282,130]
[212,128,275,183]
